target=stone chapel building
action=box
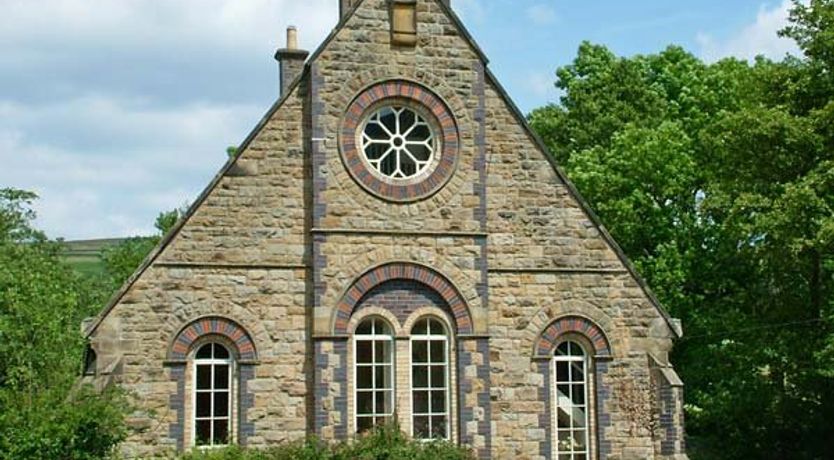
[84,1,688,458]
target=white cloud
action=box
[697,0,803,62]
[526,4,558,26]
[526,71,554,97]
[0,0,337,51]
[0,96,258,239]
[0,0,340,240]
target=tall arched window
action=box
[354,317,394,432]
[554,340,590,459]
[193,342,233,447]
[410,317,450,440]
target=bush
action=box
[179,425,474,460]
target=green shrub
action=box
[179,425,474,460]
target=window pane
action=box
[400,108,415,128]
[429,341,445,363]
[557,430,571,449]
[357,416,373,432]
[412,319,428,335]
[214,392,229,417]
[412,342,428,363]
[195,420,211,445]
[375,340,392,363]
[574,410,587,428]
[431,416,447,439]
[357,366,373,389]
[214,365,229,389]
[356,341,372,364]
[556,362,569,382]
[413,416,430,438]
[430,365,445,388]
[571,361,584,381]
[196,392,212,417]
[430,391,446,412]
[196,344,213,359]
[556,342,570,357]
[376,390,393,415]
[380,111,397,133]
[572,384,585,405]
[357,320,373,335]
[375,366,392,389]
[556,406,572,429]
[573,430,587,449]
[429,319,445,335]
[413,365,428,388]
[214,420,229,444]
[413,390,429,413]
[357,392,373,415]
[408,125,431,142]
[214,344,230,360]
[196,365,212,390]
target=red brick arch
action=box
[536,316,611,358]
[169,316,257,361]
[334,263,473,335]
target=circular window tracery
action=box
[361,106,438,180]
[340,81,459,202]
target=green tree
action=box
[0,189,128,459]
[529,2,834,457]
[101,208,184,290]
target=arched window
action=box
[193,342,233,447]
[410,317,450,440]
[554,341,590,459]
[354,317,394,432]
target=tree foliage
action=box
[0,189,128,459]
[101,208,183,290]
[530,1,834,458]
[178,424,473,460]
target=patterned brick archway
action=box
[333,262,473,334]
[536,316,611,358]
[168,316,257,361]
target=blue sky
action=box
[0,0,802,240]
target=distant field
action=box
[62,238,124,277]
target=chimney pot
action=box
[287,26,298,50]
[275,26,309,97]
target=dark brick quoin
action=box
[333,262,474,334]
[339,80,460,202]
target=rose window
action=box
[361,106,437,180]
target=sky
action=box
[0,0,804,240]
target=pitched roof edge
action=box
[84,70,309,338]
[483,68,682,339]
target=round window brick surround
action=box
[340,81,460,202]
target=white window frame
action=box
[553,341,591,460]
[353,317,396,432]
[192,342,234,448]
[409,317,451,440]
[359,104,439,181]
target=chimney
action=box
[274,26,309,97]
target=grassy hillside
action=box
[61,238,124,277]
